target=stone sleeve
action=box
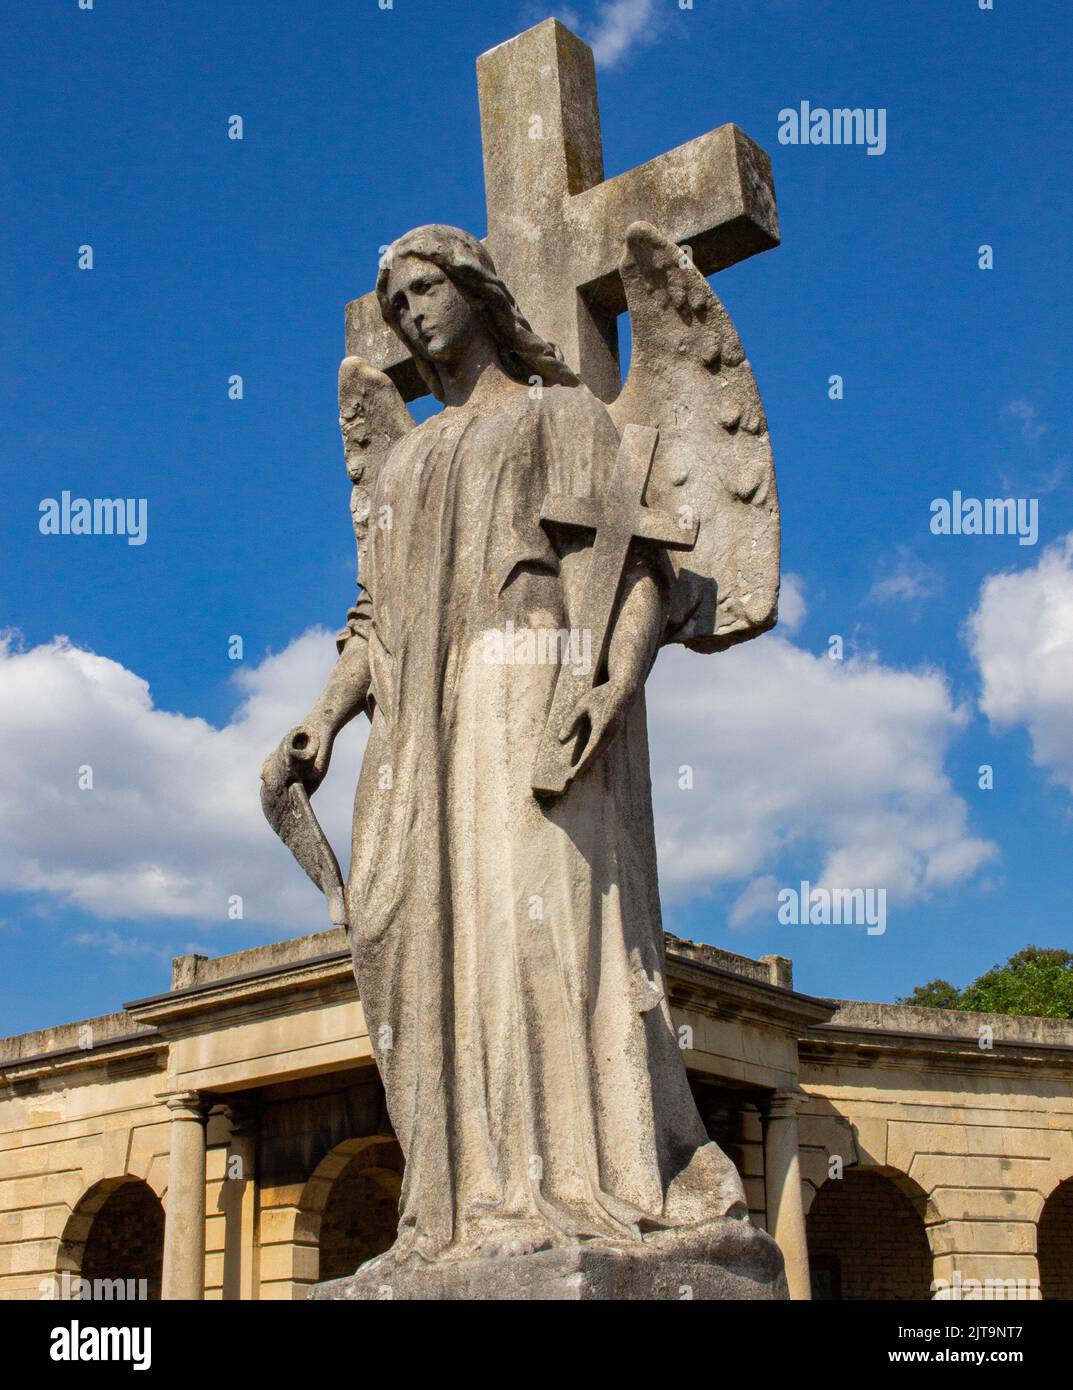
[335,586,374,655]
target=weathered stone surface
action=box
[267,211,784,1272]
[259,777,346,926]
[263,18,783,1294]
[310,1220,788,1301]
[531,421,698,793]
[345,18,778,403]
[610,221,779,651]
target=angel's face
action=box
[386,255,478,366]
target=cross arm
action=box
[629,507,699,551]
[539,494,601,532]
[344,295,427,401]
[564,123,780,315]
[344,121,778,400]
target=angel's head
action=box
[376,225,579,402]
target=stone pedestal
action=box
[310,1220,788,1302]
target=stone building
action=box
[1,929,1070,1300]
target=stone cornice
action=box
[122,949,355,1033]
[123,940,836,1040]
[124,934,831,1028]
[6,938,824,1085]
[0,1029,165,1090]
[667,956,835,1033]
[10,930,1067,1093]
[801,1019,1073,1074]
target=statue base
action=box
[309,1221,788,1301]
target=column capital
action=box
[225,1098,261,1139]
[159,1089,209,1121]
[766,1087,806,1119]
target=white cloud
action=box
[867,546,938,605]
[588,0,659,67]
[0,580,993,938]
[968,532,1073,794]
[728,874,778,928]
[70,929,172,961]
[0,629,367,932]
[776,573,806,633]
[1004,398,1047,443]
[648,581,994,920]
[519,1,661,67]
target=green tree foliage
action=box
[898,978,962,1010]
[897,947,1073,1020]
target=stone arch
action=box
[56,1176,165,1300]
[806,1165,934,1300]
[295,1136,404,1290]
[1037,1176,1073,1300]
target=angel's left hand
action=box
[558,681,633,785]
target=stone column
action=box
[222,1100,259,1301]
[161,1091,208,1300]
[764,1087,812,1300]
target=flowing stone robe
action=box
[341,380,746,1264]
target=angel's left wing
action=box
[338,355,414,578]
[608,222,780,653]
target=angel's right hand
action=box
[262,723,335,798]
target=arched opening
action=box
[807,1167,932,1300]
[319,1155,403,1280]
[1038,1177,1073,1300]
[58,1177,164,1300]
[297,1137,404,1288]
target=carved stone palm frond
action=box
[608,222,780,653]
[338,355,414,572]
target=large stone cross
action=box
[344,17,779,403]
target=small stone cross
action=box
[531,423,698,795]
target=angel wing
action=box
[338,355,414,576]
[608,222,780,653]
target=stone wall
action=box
[318,1160,402,1280]
[1038,1179,1073,1300]
[798,1000,1073,1299]
[81,1181,165,1300]
[1,934,1071,1301]
[806,1169,932,1299]
[0,1058,169,1300]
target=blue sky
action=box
[1,0,1071,1034]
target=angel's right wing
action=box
[608,223,779,654]
[338,354,414,577]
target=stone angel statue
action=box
[262,223,783,1287]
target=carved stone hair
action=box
[375,224,581,402]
